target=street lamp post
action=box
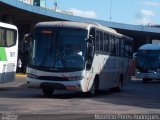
[45,0,46,8]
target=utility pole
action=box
[45,0,46,8]
[54,0,58,11]
[109,0,112,21]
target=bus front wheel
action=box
[86,76,99,96]
[42,88,54,96]
[143,78,152,83]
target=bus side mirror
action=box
[87,35,94,62]
[23,34,32,52]
[24,34,32,42]
[133,52,137,59]
[87,35,93,44]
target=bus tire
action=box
[111,75,123,92]
[143,78,152,83]
[86,76,99,97]
[42,88,54,96]
[116,75,123,91]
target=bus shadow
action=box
[92,80,160,109]
[39,90,111,99]
[0,83,110,99]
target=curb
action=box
[16,74,26,77]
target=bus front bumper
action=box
[136,72,160,79]
[27,77,82,92]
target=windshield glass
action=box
[29,28,87,71]
[136,50,160,70]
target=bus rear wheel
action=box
[42,88,54,96]
[117,81,123,91]
[111,75,123,92]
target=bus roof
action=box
[35,21,133,40]
[139,44,160,51]
[36,21,116,32]
[0,22,17,30]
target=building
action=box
[19,0,45,7]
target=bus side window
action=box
[118,38,121,56]
[104,33,109,53]
[100,31,103,52]
[95,31,100,52]
[109,34,115,55]
[6,29,16,47]
[124,40,132,57]
[125,44,129,57]
[120,39,124,56]
[112,35,116,55]
[127,42,133,57]
[124,40,127,57]
[109,34,112,54]
[115,37,119,56]
[129,44,133,57]
[0,28,5,47]
[107,34,110,53]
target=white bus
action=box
[136,44,160,83]
[0,22,18,83]
[26,21,133,96]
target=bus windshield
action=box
[136,50,160,70]
[29,28,87,71]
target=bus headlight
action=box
[137,72,140,74]
[68,76,84,81]
[136,69,140,74]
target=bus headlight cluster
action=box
[68,76,84,81]
[27,74,39,79]
[136,69,140,74]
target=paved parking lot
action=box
[0,76,160,119]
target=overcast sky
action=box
[46,0,160,25]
